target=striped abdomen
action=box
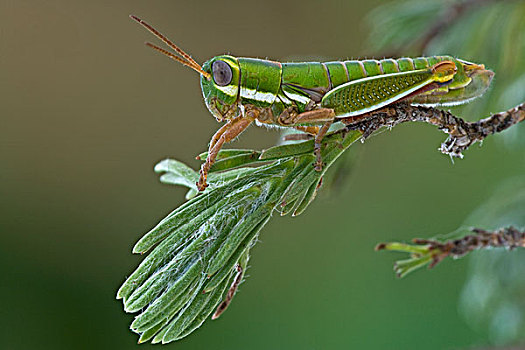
[324,56,453,88]
[278,56,455,114]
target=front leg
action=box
[197,114,256,191]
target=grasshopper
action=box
[131,16,494,191]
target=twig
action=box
[344,102,525,158]
[415,226,525,267]
[376,226,525,277]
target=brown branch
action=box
[344,102,525,158]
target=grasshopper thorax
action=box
[201,55,242,122]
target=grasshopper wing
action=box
[321,61,456,118]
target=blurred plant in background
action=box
[459,178,525,345]
[367,0,525,141]
[367,0,525,345]
[321,0,525,195]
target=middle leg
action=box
[313,120,333,171]
[278,108,336,172]
[282,125,319,142]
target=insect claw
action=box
[196,181,208,191]
[313,161,325,172]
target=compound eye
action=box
[212,60,232,86]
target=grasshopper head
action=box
[200,55,242,121]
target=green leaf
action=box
[117,129,363,343]
[155,159,198,191]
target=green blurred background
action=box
[1,0,524,349]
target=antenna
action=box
[130,15,211,80]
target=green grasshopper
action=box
[131,16,494,191]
